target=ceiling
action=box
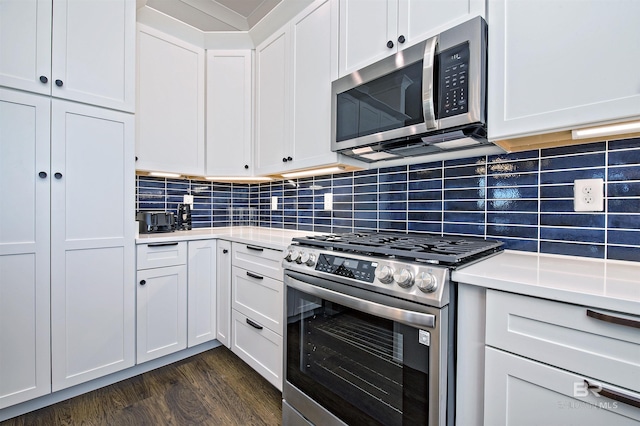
[139,0,283,32]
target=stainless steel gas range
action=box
[281,232,503,426]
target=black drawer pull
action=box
[246,271,264,280]
[584,380,640,409]
[246,245,264,252]
[586,309,640,329]
[139,280,146,286]
[246,318,263,330]
[148,242,179,247]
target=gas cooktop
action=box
[292,232,503,266]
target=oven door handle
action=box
[285,274,436,329]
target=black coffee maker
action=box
[177,203,192,230]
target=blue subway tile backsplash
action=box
[136,138,640,262]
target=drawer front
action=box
[485,347,640,425]
[231,309,283,391]
[232,242,282,281]
[486,290,640,391]
[232,265,282,334]
[137,241,187,269]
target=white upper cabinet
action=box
[255,0,355,175]
[0,0,135,112]
[206,50,253,177]
[338,0,484,77]
[487,0,640,141]
[136,24,205,176]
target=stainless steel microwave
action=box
[331,16,495,163]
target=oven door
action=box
[283,270,449,426]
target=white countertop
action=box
[452,250,640,315]
[136,226,319,251]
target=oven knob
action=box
[416,272,438,293]
[301,252,316,267]
[374,265,394,284]
[394,268,414,288]
[283,249,293,262]
[289,249,301,263]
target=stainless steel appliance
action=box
[282,232,503,426]
[331,17,501,163]
[177,203,192,230]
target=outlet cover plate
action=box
[573,178,604,212]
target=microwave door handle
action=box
[422,35,438,130]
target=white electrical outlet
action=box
[183,194,194,207]
[324,193,333,211]
[271,196,278,211]
[573,178,604,212]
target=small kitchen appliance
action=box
[177,203,192,230]
[282,232,503,426]
[136,211,176,233]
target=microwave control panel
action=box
[439,42,470,119]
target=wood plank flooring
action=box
[1,346,282,426]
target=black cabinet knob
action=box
[135,156,138,161]
[54,172,62,179]
[38,171,47,178]
[282,157,288,162]
[244,164,249,169]
[140,280,146,286]
[398,35,406,44]
[287,156,293,161]
[55,79,63,87]
[387,40,394,48]
[222,249,228,254]
[39,76,48,84]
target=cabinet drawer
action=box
[232,242,282,281]
[486,290,640,392]
[231,309,283,391]
[137,241,187,269]
[485,347,640,425]
[232,266,282,334]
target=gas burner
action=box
[294,232,503,266]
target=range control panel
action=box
[315,253,377,283]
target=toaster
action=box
[137,211,176,233]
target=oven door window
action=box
[286,287,430,425]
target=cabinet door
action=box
[216,240,232,348]
[254,27,291,174]
[187,240,217,347]
[50,99,135,391]
[51,0,135,112]
[136,266,188,363]
[206,50,253,176]
[488,0,640,140]
[485,347,640,425]
[0,0,52,95]
[338,0,398,77]
[397,0,484,47]
[0,89,51,408]
[136,24,205,175]
[290,0,343,170]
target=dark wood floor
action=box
[1,346,282,425]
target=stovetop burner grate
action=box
[293,232,503,265]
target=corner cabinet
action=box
[255,0,358,176]
[337,0,485,77]
[484,290,640,425]
[206,50,253,177]
[0,0,135,112]
[136,24,205,176]
[487,0,640,140]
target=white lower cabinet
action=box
[230,242,284,390]
[136,242,188,363]
[485,348,640,425]
[216,240,232,347]
[187,240,217,347]
[484,290,640,425]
